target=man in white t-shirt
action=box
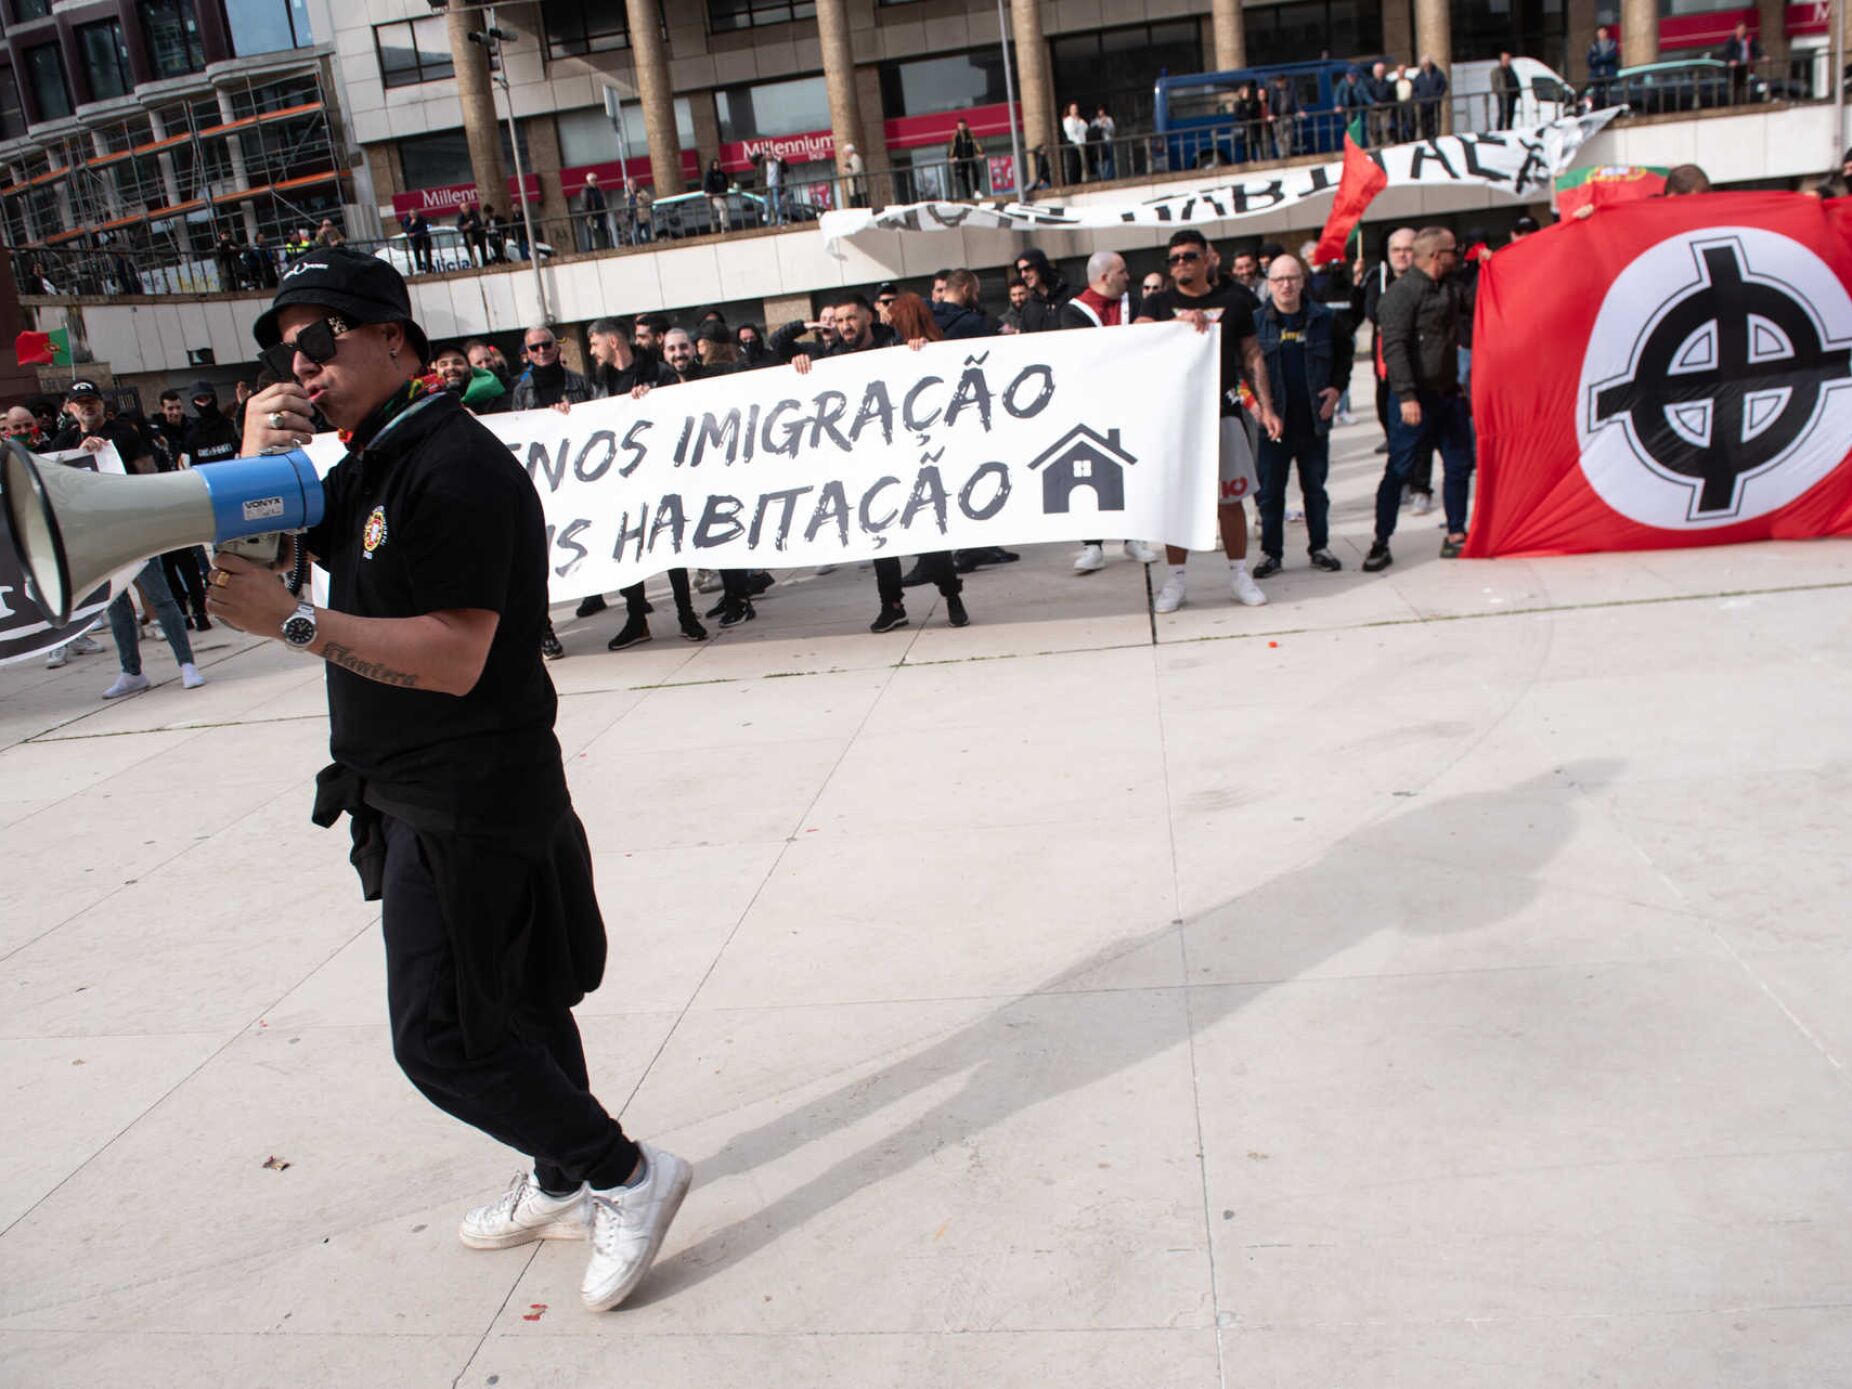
[1062,103,1090,183]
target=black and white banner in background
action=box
[301,323,1222,600]
[818,111,1620,240]
[0,445,120,668]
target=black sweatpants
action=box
[381,815,638,1194]
[621,568,693,619]
[162,547,209,625]
[876,553,959,606]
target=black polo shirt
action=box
[302,390,560,824]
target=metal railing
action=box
[10,58,1837,305]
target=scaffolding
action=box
[0,60,349,296]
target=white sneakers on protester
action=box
[180,663,206,689]
[1231,566,1268,607]
[459,1171,592,1250]
[460,1143,693,1314]
[1153,569,1267,613]
[101,672,150,699]
[581,1144,693,1312]
[1078,541,1158,572]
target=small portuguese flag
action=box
[15,328,69,366]
[1555,165,1669,217]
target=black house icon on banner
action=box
[1029,424,1138,514]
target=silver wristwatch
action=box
[281,600,318,649]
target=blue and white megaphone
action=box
[1,438,323,625]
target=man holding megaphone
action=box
[210,249,692,1314]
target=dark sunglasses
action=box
[1167,250,1203,265]
[259,313,351,379]
[526,339,558,352]
[876,296,896,306]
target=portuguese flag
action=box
[1555,165,1668,217]
[14,328,69,366]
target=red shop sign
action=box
[390,173,539,218]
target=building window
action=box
[1450,0,1566,72]
[1050,21,1205,132]
[398,123,530,192]
[707,0,817,32]
[556,97,695,165]
[226,0,312,57]
[23,42,71,122]
[14,0,52,21]
[0,69,26,140]
[1242,2,1383,69]
[78,20,135,102]
[141,0,206,79]
[878,49,1010,119]
[715,73,829,142]
[542,0,632,57]
[376,17,454,88]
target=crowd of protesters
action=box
[16,151,1772,695]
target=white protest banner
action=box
[393,324,1222,600]
[819,111,1619,240]
[0,445,122,668]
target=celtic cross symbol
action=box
[1591,240,1852,517]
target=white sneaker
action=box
[459,1171,592,1250]
[1122,540,1159,564]
[813,564,837,576]
[695,569,723,594]
[45,645,68,669]
[1336,411,1357,426]
[1072,543,1106,573]
[581,1143,692,1312]
[68,633,101,655]
[1231,567,1268,607]
[1153,577,1187,613]
[102,672,150,699]
[180,663,206,689]
[1410,491,1434,517]
[1286,508,1305,523]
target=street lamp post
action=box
[997,0,1027,201]
[472,7,548,323]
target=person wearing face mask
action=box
[181,381,242,466]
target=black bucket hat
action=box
[252,247,430,365]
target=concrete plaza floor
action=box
[3,414,1852,1388]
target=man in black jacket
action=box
[1011,248,1071,333]
[925,270,1018,574]
[1366,226,1473,572]
[794,293,964,631]
[1363,227,1429,506]
[1250,254,1351,580]
[221,249,690,1314]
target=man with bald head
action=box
[1365,228,1425,499]
[1060,251,1161,572]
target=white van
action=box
[1449,57,1573,132]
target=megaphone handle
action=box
[218,532,289,566]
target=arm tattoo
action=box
[322,642,419,689]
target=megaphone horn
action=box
[1,439,323,626]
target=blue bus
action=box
[1153,59,1389,171]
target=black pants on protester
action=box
[162,547,210,625]
[381,815,638,1194]
[876,552,959,606]
[621,568,693,619]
